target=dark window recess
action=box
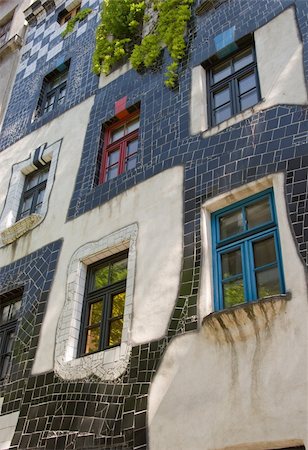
[79,251,128,356]
[196,0,227,15]
[0,294,22,381]
[34,60,70,118]
[0,17,12,47]
[99,108,140,184]
[57,4,81,25]
[17,164,50,220]
[207,45,260,126]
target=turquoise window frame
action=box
[212,189,285,311]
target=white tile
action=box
[46,42,63,61]
[23,61,37,78]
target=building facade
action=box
[0,0,307,449]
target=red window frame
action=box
[99,111,139,184]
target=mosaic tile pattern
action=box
[0,0,307,449]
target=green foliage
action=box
[62,8,92,38]
[92,0,146,75]
[92,0,194,88]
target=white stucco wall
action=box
[148,174,308,450]
[190,6,308,135]
[0,96,183,375]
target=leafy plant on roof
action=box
[62,8,92,38]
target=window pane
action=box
[0,355,10,379]
[6,331,15,353]
[221,249,242,279]
[238,72,257,95]
[223,279,245,308]
[256,267,280,298]
[127,117,140,134]
[85,327,100,354]
[44,93,55,112]
[240,89,258,110]
[37,169,49,184]
[20,195,33,217]
[212,62,232,83]
[108,319,123,347]
[88,301,103,325]
[106,165,119,180]
[214,104,232,124]
[93,265,109,290]
[0,305,10,324]
[110,258,127,284]
[111,292,126,318]
[219,209,243,239]
[246,197,271,229]
[253,236,277,268]
[25,172,40,190]
[125,155,137,171]
[213,87,230,108]
[234,48,254,72]
[127,139,138,156]
[11,300,21,320]
[111,126,125,143]
[58,85,66,104]
[34,189,46,213]
[108,149,120,166]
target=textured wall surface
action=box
[0,0,307,449]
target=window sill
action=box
[0,34,23,57]
[0,214,42,246]
[202,293,291,343]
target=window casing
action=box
[212,190,285,311]
[0,296,21,380]
[99,112,139,183]
[17,165,50,221]
[0,18,12,47]
[57,4,81,25]
[207,45,260,126]
[79,251,128,356]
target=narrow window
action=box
[212,190,285,310]
[0,17,12,47]
[0,295,22,380]
[17,165,50,220]
[208,45,260,126]
[57,4,81,26]
[99,111,140,183]
[79,251,128,356]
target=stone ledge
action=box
[0,35,23,57]
[0,214,42,245]
[202,294,291,343]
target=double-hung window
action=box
[0,296,21,380]
[208,45,260,126]
[79,252,128,356]
[212,190,285,311]
[17,165,50,220]
[99,112,139,183]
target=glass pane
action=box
[234,48,254,71]
[11,300,21,320]
[125,155,137,171]
[111,126,125,143]
[110,258,127,284]
[106,165,118,180]
[127,117,140,134]
[58,86,66,104]
[6,331,15,353]
[239,72,256,95]
[240,89,258,110]
[253,236,277,268]
[85,327,100,354]
[35,189,45,206]
[223,279,245,308]
[213,88,230,108]
[221,249,242,279]
[219,209,243,239]
[1,305,10,324]
[127,139,138,156]
[37,169,49,184]
[256,267,280,298]
[212,61,232,83]
[93,265,109,290]
[246,197,272,229]
[111,292,126,318]
[25,172,40,190]
[88,301,103,325]
[44,93,55,112]
[108,319,123,347]
[108,149,120,166]
[1,355,10,379]
[214,104,232,124]
[21,196,33,215]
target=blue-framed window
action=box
[212,189,285,310]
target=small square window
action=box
[99,110,140,183]
[0,17,12,47]
[57,4,81,26]
[17,165,50,221]
[0,295,22,380]
[34,61,70,118]
[207,44,260,126]
[78,251,128,356]
[212,190,285,310]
